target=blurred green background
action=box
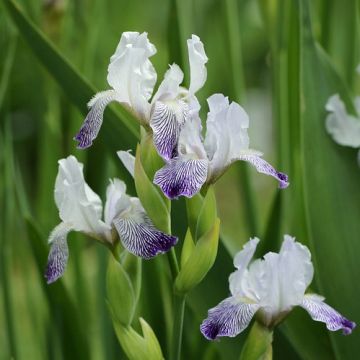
[1,0,359,359]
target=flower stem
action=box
[167,247,179,278]
[170,294,186,360]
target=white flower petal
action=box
[113,198,177,258]
[104,179,131,225]
[229,238,259,296]
[74,90,118,149]
[107,32,157,120]
[300,294,356,335]
[200,296,260,340]
[204,94,250,181]
[117,150,136,178]
[187,34,208,94]
[152,64,184,102]
[45,222,72,284]
[150,99,188,160]
[54,156,110,237]
[325,94,360,148]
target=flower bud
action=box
[239,321,273,360]
[112,317,164,360]
[175,218,220,294]
[106,253,140,326]
[134,144,170,233]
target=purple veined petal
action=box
[238,154,289,189]
[150,100,188,160]
[113,208,177,259]
[200,297,260,340]
[74,90,118,149]
[300,294,356,335]
[154,157,208,199]
[45,222,72,284]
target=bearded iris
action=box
[74,31,207,161]
[45,155,177,284]
[200,235,355,340]
[153,94,289,199]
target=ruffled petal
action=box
[117,150,135,178]
[200,297,260,340]
[152,64,184,103]
[113,199,177,259]
[74,90,118,149]
[187,34,208,94]
[325,94,360,148]
[45,222,72,284]
[154,158,208,199]
[150,100,188,160]
[55,156,110,237]
[107,32,157,120]
[237,153,289,189]
[300,294,356,335]
[229,238,259,296]
[204,94,250,180]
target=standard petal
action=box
[55,156,110,237]
[150,100,188,160]
[187,34,208,94]
[74,90,118,149]
[152,64,184,103]
[325,94,360,148]
[113,199,177,259]
[45,222,72,284]
[117,150,136,178]
[104,179,131,225]
[237,154,289,189]
[300,294,356,335]
[107,32,157,120]
[154,158,208,199]
[200,297,260,340]
[204,94,251,181]
[229,238,259,296]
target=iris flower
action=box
[45,155,177,284]
[153,94,289,199]
[74,31,207,161]
[325,94,360,165]
[200,236,355,340]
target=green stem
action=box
[167,248,179,278]
[170,295,186,360]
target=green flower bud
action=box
[180,228,195,268]
[239,321,273,360]
[112,317,164,360]
[175,218,220,294]
[106,253,141,326]
[134,144,170,233]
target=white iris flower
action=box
[45,155,177,284]
[200,236,355,340]
[74,31,207,162]
[325,94,360,165]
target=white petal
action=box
[300,294,356,335]
[54,156,110,237]
[204,94,250,181]
[107,32,157,120]
[74,90,119,149]
[45,222,72,284]
[152,64,184,102]
[325,94,360,148]
[200,296,259,340]
[113,198,177,258]
[178,115,207,159]
[117,150,135,178]
[229,238,259,297]
[104,179,131,225]
[187,34,208,94]
[150,99,188,160]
